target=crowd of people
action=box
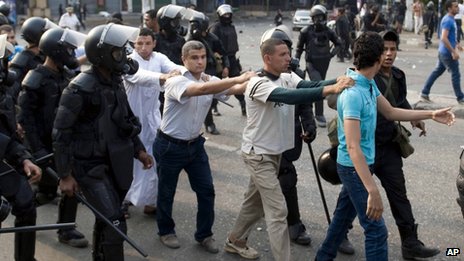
[0,1,461,260]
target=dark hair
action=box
[380,30,399,47]
[145,9,157,19]
[139,27,155,41]
[260,38,287,58]
[0,24,13,33]
[353,32,384,70]
[445,0,457,11]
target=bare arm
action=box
[344,118,383,220]
[377,94,455,125]
[441,28,460,60]
[182,71,255,97]
[226,81,248,96]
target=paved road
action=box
[2,17,464,261]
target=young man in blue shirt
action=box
[315,32,455,261]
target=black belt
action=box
[158,130,201,145]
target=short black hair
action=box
[445,0,457,10]
[145,9,157,19]
[139,27,155,41]
[380,30,399,47]
[353,32,384,70]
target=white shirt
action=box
[241,71,302,155]
[455,3,464,20]
[160,68,228,140]
[59,13,81,31]
[124,51,181,145]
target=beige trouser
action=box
[229,150,290,261]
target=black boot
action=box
[57,194,88,248]
[14,215,36,261]
[288,222,311,246]
[401,224,440,260]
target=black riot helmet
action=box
[85,23,139,75]
[260,25,293,51]
[317,147,341,185]
[217,4,233,24]
[157,4,186,36]
[39,27,85,70]
[311,5,328,31]
[0,34,16,86]
[0,2,9,17]
[21,17,58,46]
[187,10,209,39]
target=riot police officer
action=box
[154,4,187,115]
[295,5,341,128]
[209,4,246,116]
[18,27,88,248]
[9,17,56,99]
[261,25,315,246]
[53,23,154,261]
[0,34,42,261]
[154,4,186,66]
[186,10,230,135]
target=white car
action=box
[292,9,311,31]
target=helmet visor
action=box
[0,34,14,59]
[44,18,60,30]
[98,23,140,48]
[217,4,232,16]
[60,29,87,48]
[183,9,206,22]
[160,4,186,19]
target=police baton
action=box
[0,223,76,234]
[36,154,149,258]
[307,143,332,225]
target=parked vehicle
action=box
[292,9,311,31]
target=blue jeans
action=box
[316,164,388,261]
[421,53,463,101]
[153,135,215,242]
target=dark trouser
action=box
[457,19,463,43]
[204,99,218,128]
[73,161,127,261]
[306,60,330,116]
[0,171,37,261]
[227,55,245,106]
[278,156,301,226]
[337,35,351,60]
[154,135,215,242]
[374,142,416,240]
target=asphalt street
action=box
[1,15,464,261]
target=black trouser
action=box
[228,55,245,105]
[374,141,416,238]
[278,156,301,226]
[306,60,330,117]
[73,161,127,261]
[204,99,218,128]
[0,172,37,261]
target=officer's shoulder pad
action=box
[10,50,34,68]
[22,69,43,90]
[70,72,97,93]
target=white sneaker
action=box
[224,239,259,260]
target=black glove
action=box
[302,127,317,144]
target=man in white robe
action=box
[123,27,181,216]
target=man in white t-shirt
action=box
[224,38,353,261]
[153,40,255,253]
[455,0,464,42]
[59,6,81,31]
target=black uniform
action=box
[53,66,145,261]
[154,33,185,66]
[209,18,246,113]
[0,83,37,261]
[18,65,80,235]
[8,49,45,99]
[278,101,316,240]
[295,24,340,119]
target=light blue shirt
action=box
[438,14,457,56]
[337,68,380,167]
